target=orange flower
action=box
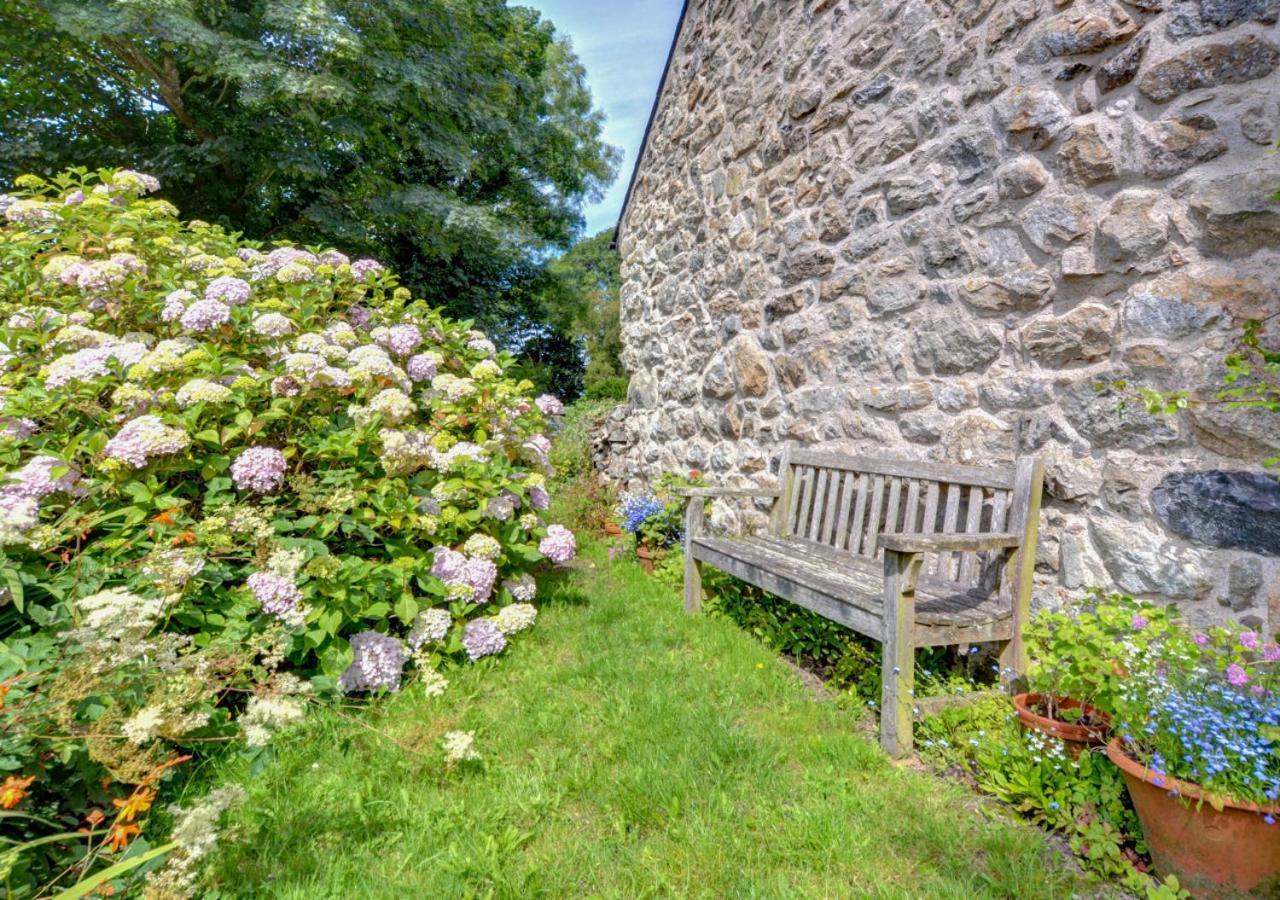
[0,775,35,809]
[96,884,116,897]
[84,808,107,828]
[111,785,155,822]
[105,822,140,853]
[172,531,197,547]
[151,507,179,526]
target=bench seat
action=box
[692,534,1014,642]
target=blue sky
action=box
[521,0,685,237]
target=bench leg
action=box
[684,554,704,613]
[881,550,923,759]
[683,497,706,614]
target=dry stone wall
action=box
[607,0,1280,629]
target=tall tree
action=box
[0,0,619,344]
[536,228,623,393]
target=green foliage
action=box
[0,168,567,895]
[545,399,616,535]
[0,0,620,375]
[535,229,624,395]
[584,376,628,401]
[1025,591,1179,719]
[918,699,1183,899]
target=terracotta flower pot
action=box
[1107,738,1280,898]
[1013,692,1110,757]
[636,544,656,574]
[603,522,622,537]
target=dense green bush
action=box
[0,168,572,895]
[584,376,627,401]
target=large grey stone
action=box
[1188,169,1280,257]
[1022,193,1094,252]
[994,86,1073,149]
[1097,31,1150,93]
[1151,471,1280,555]
[1022,304,1115,367]
[1018,2,1139,63]
[996,156,1050,199]
[1057,123,1119,185]
[1139,114,1228,180]
[1138,35,1280,103]
[1095,190,1170,270]
[961,268,1057,312]
[1058,381,1182,451]
[1089,515,1212,598]
[781,246,836,284]
[912,315,1004,374]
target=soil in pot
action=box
[1013,692,1111,757]
[1107,738,1280,899]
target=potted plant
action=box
[614,472,705,573]
[1100,617,1280,898]
[1016,593,1162,754]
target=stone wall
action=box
[607,0,1280,629]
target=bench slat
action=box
[958,485,985,585]
[935,483,962,580]
[903,480,921,534]
[862,475,886,558]
[832,471,855,550]
[789,450,1017,489]
[848,474,869,552]
[884,478,903,544]
[808,469,830,542]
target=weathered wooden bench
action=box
[680,450,1043,758]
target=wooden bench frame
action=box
[680,450,1043,758]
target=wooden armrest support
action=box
[675,487,780,499]
[878,532,1022,553]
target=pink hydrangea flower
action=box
[539,525,576,564]
[1227,664,1249,687]
[205,276,252,305]
[535,394,563,416]
[1240,631,1260,651]
[1264,644,1280,662]
[383,324,422,357]
[1130,614,1148,631]
[231,446,288,493]
[246,571,303,618]
[350,258,384,280]
[180,299,231,332]
[461,618,506,660]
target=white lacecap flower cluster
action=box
[442,730,480,764]
[494,603,537,636]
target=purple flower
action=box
[2,456,80,500]
[1130,614,1149,631]
[231,446,288,493]
[347,306,371,329]
[246,571,303,619]
[530,485,550,510]
[535,394,564,417]
[0,417,36,440]
[407,353,438,382]
[383,324,422,357]
[103,415,189,468]
[1264,643,1280,662]
[350,258,384,281]
[180,299,231,332]
[539,524,576,564]
[205,276,252,305]
[1193,632,1209,646]
[431,547,467,583]
[1240,632,1260,651]
[461,618,507,661]
[462,557,498,604]
[1227,664,1249,687]
[338,631,406,693]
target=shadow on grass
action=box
[534,561,590,608]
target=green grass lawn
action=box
[201,539,1080,898]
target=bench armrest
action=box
[877,532,1022,553]
[674,487,780,499]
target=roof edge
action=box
[611,0,693,250]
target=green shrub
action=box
[0,168,573,895]
[584,376,627,401]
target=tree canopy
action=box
[0,0,619,371]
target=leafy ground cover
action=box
[200,536,1081,898]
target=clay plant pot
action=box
[1107,738,1280,898]
[1013,692,1110,757]
[636,544,656,575]
[603,522,623,537]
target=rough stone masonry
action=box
[605,0,1280,629]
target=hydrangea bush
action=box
[0,169,573,894]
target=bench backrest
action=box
[771,450,1040,592]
